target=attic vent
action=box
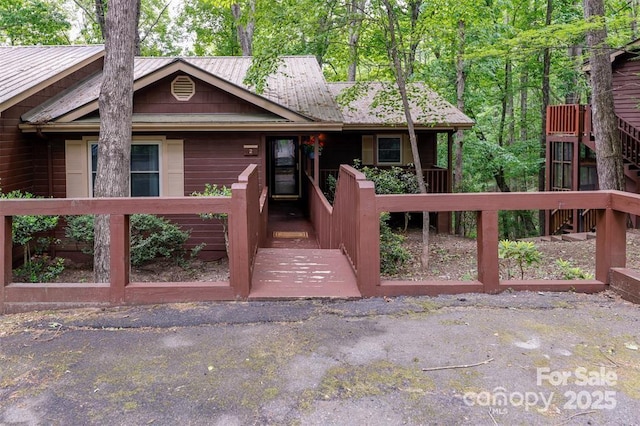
[171,75,195,101]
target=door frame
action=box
[268,136,301,200]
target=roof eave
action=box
[0,48,105,114]
[19,121,344,133]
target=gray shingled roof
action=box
[23,56,343,123]
[327,82,474,128]
[11,46,472,129]
[0,45,104,112]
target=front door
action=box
[270,137,299,199]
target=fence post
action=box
[230,182,250,298]
[356,180,379,295]
[477,210,500,293]
[596,208,626,284]
[109,214,129,304]
[0,216,11,313]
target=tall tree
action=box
[93,0,138,282]
[453,19,466,235]
[584,0,625,190]
[381,0,430,268]
[231,0,255,56]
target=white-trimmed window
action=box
[362,134,412,166]
[65,137,184,198]
[91,142,160,197]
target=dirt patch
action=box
[384,229,640,281]
[20,230,640,283]
[53,257,230,283]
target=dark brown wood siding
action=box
[43,131,266,257]
[612,57,640,128]
[133,73,270,115]
[0,58,103,194]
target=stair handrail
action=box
[618,115,640,169]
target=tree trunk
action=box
[453,19,466,236]
[584,0,625,191]
[382,0,429,269]
[94,0,106,39]
[347,0,365,81]
[93,0,137,283]
[539,0,552,235]
[231,1,255,56]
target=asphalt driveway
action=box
[1,291,639,425]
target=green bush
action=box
[498,240,541,279]
[379,212,410,275]
[65,214,191,266]
[556,259,594,280]
[1,190,64,282]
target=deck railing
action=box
[321,167,449,194]
[546,104,592,137]
[619,116,640,169]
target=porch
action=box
[2,164,640,313]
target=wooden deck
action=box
[249,248,360,299]
[264,200,320,249]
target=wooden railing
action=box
[306,172,333,249]
[0,165,262,313]
[546,104,592,136]
[320,167,449,194]
[330,165,379,293]
[619,116,640,169]
[372,190,630,296]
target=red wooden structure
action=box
[2,164,640,313]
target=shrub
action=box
[498,240,541,279]
[379,212,410,275]
[65,214,190,266]
[556,259,594,280]
[1,190,64,282]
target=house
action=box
[0,45,473,259]
[545,39,640,235]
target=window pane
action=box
[563,143,573,161]
[131,173,160,197]
[131,145,159,171]
[91,143,160,196]
[378,137,401,163]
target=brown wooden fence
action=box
[0,164,266,313]
[2,163,640,313]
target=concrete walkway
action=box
[1,291,639,425]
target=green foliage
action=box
[498,240,541,280]
[0,190,64,282]
[379,212,410,275]
[555,259,594,280]
[130,215,191,266]
[14,255,65,283]
[64,214,191,266]
[0,0,70,45]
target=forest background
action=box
[2,0,638,239]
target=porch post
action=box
[314,137,320,184]
[230,182,251,298]
[356,180,380,295]
[0,216,11,313]
[477,210,499,293]
[595,207,626,284]
[109,214,129,304]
